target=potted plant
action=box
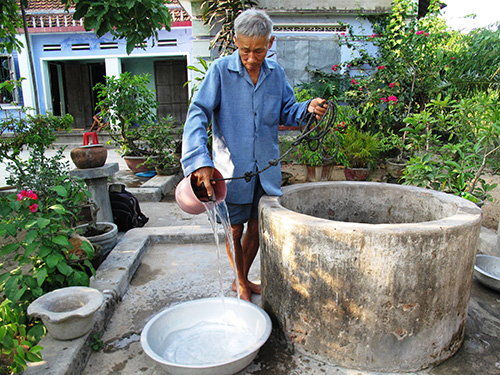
[140,115,182,176]
[341,125,381,181]
[75,200,118,264]
[93,72,159,173]
[380,130,409,179]
[292,119,347,182]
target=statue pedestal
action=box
[70,163,119,223]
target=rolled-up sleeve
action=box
[181,62,221,177]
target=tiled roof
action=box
[25,0,69,11]
[23,0,190,30]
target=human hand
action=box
[308,98,327,120]
[191,166,215,201]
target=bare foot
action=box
[232,280,261,294]
[239,287,252,302]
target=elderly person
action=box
[181,8,326,302]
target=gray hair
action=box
[234,9,273,40]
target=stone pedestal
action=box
[70,163,119,223]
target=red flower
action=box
[380,97,388,102]
[17,190,38,201]
[377,65,386,70]
[332,65,339,71]
[388,95,398,103]
[389,82,396,88]
[351,79,359,85]
[29,204,39,213]
[416,30,424,35]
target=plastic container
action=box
[175,168,227,215]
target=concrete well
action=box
[259,181,482,372]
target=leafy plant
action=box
[0,110,73,169]
[0,185,94,372]
[60,0,172,54]
[90,332,104,352]
[186,57,213,106]
[2,0,173,56]
[201,0,258,56]
[341,125,381,169]
[401,91,500,200]
[0,299,44,373]
[94,72,158,157]
[0,110,96,373]
[140,115,181,170]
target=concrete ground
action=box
[3,146,500,375]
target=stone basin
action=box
[259,181,482,372]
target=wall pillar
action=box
[105,57,122,78]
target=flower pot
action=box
[75,222,118,258]
[386,158,408,179]
[306,165,332,182]
[344,167,370,181]
[28,287,104,340]
[123,155,156,173]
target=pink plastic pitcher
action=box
[175,168,227,215]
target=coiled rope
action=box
[213,100,339,182]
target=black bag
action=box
[109,184,149,232]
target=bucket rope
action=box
[212,100,339,183]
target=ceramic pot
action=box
[70,132,108,169]
[75,222,118,257]
[123,155,156,173]
[71,144,107,169]
[386,158,408,179]
[344,167,370,181]
[306,165,332,182]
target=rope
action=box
[212,100,339,182]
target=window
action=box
[0,55,19,105]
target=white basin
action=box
[141,297,272,375]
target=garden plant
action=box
[0,112,95,373]
[296,0,500,195]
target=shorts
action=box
[216,176,265,225]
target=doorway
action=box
[154,59,189,124]
[48,61,105,129]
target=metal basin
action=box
[474,254,500,292]
[141,297,272,375]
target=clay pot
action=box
[344,167,370,181]
[71,144,108,169]
[123,155,156,173]
[71,132,107,169]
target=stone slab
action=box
[141,172,183,195]
[69,163,119,179]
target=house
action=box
[1,0,192,127]
[2,0,405,129]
